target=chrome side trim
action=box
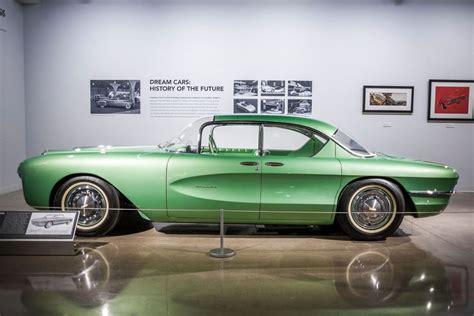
[409,190,454,197]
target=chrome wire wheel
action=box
[347,185,397,234]
[61,182,110,231]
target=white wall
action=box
[0,0,25,194]
[23,0,474,190]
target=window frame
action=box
[198,121,329,156]
[261,123,328,157]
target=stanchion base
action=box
[208,248,235,258]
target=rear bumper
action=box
[409,190,454,198]
[408,191,454,218]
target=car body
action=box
[18,115,458,239]
[96,92,134,110]
[31,214,73,229]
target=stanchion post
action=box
[208,209,235,258]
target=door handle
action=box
[240,161,259,166]
[265,162,284,167]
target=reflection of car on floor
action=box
[236,101,256,113]
[18,115,458,239]
[31,214,73,229]
[438,89,468,110]
[96,92,135,110]
[6,240,456,315]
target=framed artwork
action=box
[363,86,414,113]
[428,80,474,121]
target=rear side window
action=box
[332,130,372,156]
[263,125,327,157]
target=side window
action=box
[263,125,326,157]
[201,124,259,154]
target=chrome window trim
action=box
[409,190,455,197]
[330,130,375,158]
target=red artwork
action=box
[435,86,469,114]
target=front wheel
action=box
[53,176,121,237]
[336,179,404,241]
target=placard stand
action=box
[0,210,79,256]
[208,209,235,258]
[0,240,76,256]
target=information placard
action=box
[0,211,79,255]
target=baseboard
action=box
[0,184,22,195]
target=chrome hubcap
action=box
[350,187,395,232]
[64,184,108,228]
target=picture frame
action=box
[363,85,414,114]
[428,79,474,121]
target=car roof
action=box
[213,115,337,137]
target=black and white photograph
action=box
[261,80,285,96]
[261,99,285,114]
[234,80,258,96]
[234,99,258,114]
[26,212,78,235]
[288,80,312,97]
[288,99,312,115]
[90,80,141,114]
[363,86,414,113]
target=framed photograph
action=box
[261,80,285,96]
[234,80,258,96]
[363,86,414,113]
[288,80,312,97]
[288,99,312,115]
[234,99,258,114]
[428,79,474,121]
[90,80,141,114]
[261,99,285,114]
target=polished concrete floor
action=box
[0,191,473,315]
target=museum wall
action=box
[0,0,25,194]
[23,0,474,190]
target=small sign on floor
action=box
[0,210,79,255]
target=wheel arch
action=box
[336,176,416,216]
[49,173,137,209]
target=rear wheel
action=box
[53,176,121,237]
[336,179,404,241]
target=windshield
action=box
[332,130,373,156]
[158,117,213,153]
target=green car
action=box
[17,115,458,240]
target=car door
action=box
[167,123,261,220]
[260,124,341,223]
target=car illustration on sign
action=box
[31,214,73,229]
[17,115,458,240]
